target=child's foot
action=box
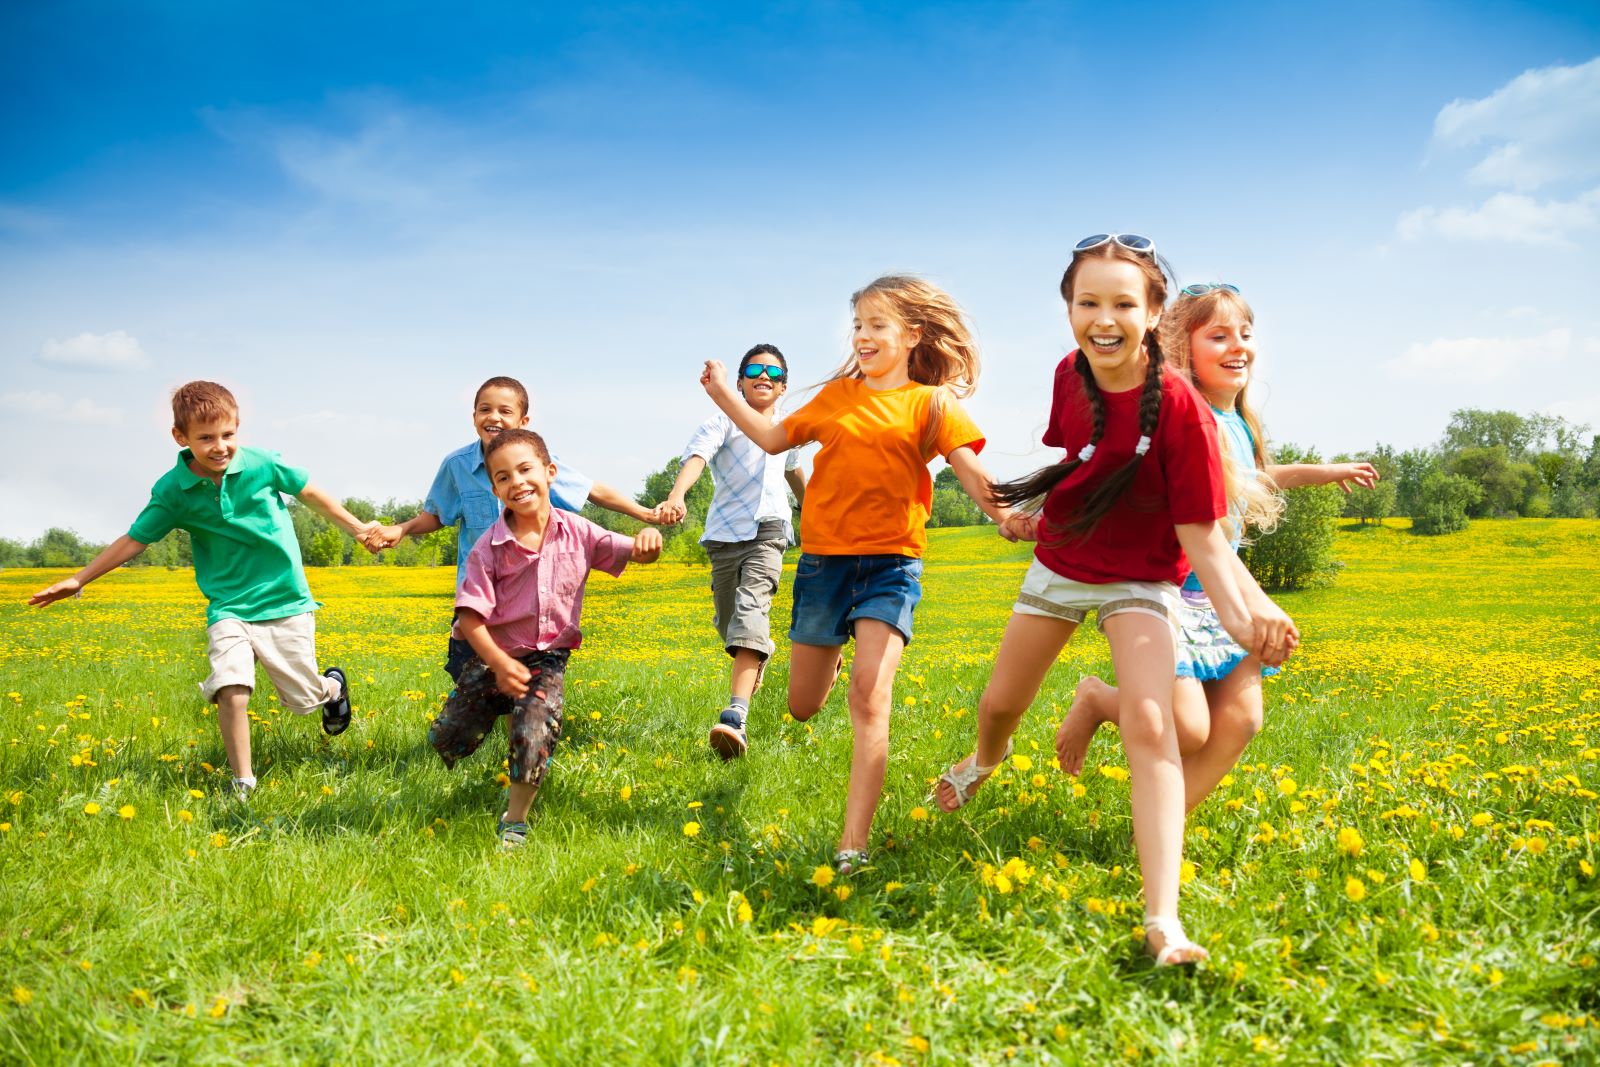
[497,815,528,851]
[1144,915,1208,967]
[1055,676,1110,777]
[708,706,748,761]
[231,776,256,800]
[834,848,869,876]
[321,667,352,736]
[933,739,1013,813]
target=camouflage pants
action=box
[428,649,570,791]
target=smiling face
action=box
[172,415,240,477]
[737,355,788,414]
[1187,312,1255,410]
[473,385,530,450]
[1068,257,1162,392]
[487,441,557,522]
[851,295,919,389]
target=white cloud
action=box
[38,329,149,369]
[1385,328,1574,383]
[1397,187,1600,244]
[0,390,125,423]
[1433,56,1600,191]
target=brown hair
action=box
[475,376,530,417]
[484,427,551,467]
[1160,287,1282,536]
[990,243,1172,540]
[820,275,981,458]
[171,381,238,432]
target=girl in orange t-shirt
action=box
[701,275,1015,873]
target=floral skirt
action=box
[1175,587,1281,682]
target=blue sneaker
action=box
[708,706,748,761]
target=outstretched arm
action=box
[366,510,445,553]
[588,481,661,524]
[1266,461,1379,493]
[700,361,792,454]
[1176,520,1298,667]
[946,446,1016,535]
[297,484,379,541]
[29,535,149,607]
[657,455,707,526]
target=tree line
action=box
[6,408,1588,583]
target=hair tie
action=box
[1134,435,1152,456]
[1076,443,1096,463]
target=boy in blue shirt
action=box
[30,381,375,798]
[366,375,664,679]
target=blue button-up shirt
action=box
[424,440,594,586]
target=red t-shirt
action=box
[1033,354,1226,585]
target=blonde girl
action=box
[932,236,1297,966]
[1055,283,1378,812]
[700,275,1012,873]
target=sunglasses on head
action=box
[1180,282,1241,297]
[741,363,787,381]
[1074,233,1156,256]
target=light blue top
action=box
[1182,406,1257,593]
[425,440,594,586]
[681,411,800,545]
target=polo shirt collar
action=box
[174,449,237,489]
[487,507,566,547]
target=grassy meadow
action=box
[2,520,1598,1065]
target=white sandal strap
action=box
[939,740,1014,806]
[1144,915,1203,966]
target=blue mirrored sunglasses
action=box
[741,363,787,381]
[1180,283,1241,297]
[1074,233,1156,255]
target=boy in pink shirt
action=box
[428,428,662,848]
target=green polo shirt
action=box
[129,446,318,626]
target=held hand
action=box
[365,523,403,552]
[632,527,663,563]
[655,498,687,525]
[1251,602,1299,668]
[28,578,82,609]
[493,656,532,699]
[1333,462,1380,493]
[1000,511,1040,543]
[700,360,731,399]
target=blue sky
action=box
[3,1,1598,541]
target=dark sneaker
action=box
[708,706,748,761]
[321,667,351,735]
[497,816,528,850]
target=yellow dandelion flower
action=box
[1336,826,1364,856]
[619,785,632,802]
[118,805,135,820]
[82,802,101,815]
[188,789,204,799]
[1471,812,1493,827]
[178,810,194,823]
[1278,778,1298,796]
[681,821,700,838]
[737,899,753,924]
[1012,753,1033,772]
[1098,765,1129,782]
[811,865,835,888]
[1345,876,1367,902]
[1409,858,1428,882]
[909,806,929,822]
[11,986,32,1006]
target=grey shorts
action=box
[704,520,787,658]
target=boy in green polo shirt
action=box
[29,381,375,799]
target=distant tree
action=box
[1391,448,1437,517]
[635,456,716,546]
[29,528,104,568]
[1446,447,1539,516]
[0,538,26,567]
[305,525,345,567]
[1441,410,1540,460]
[1240,444,1343,591]
[1342,447,1398,525]
[1410,471,1481,535]
[926,465,988,528]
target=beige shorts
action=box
[1012,559,1181,632]
[201,612,338,711]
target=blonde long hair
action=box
[822,274,981,458]
[1160,287,1283,537]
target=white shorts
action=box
[1011,559,1181,632]
[201,612,338,711]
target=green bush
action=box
[1240,444,1343,591]
[1410,471,1482,535]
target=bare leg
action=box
[1055,674,1115,777]
[787,642,844,722]
[937,612,1076,812]
[1181,661,1264,812]
[506,783,535,824]
[729,648,764,701]
[1101,612,1204,964]
[216,685,253,780]
[837,620,904,854]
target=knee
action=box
[1117,698,1169,752]
[1214,700,1264,743]
[847,678,891,724]
[1174,714,1210,756]
[788,699,822,723]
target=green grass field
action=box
[2,521,1598,1064]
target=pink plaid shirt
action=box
[453,508,633,654]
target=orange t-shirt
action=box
[784,378,985,557]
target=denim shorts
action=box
[789,553,923,646]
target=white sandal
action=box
[935,739,1013,812]
[1144,915,1206,967]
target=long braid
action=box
[1059,333,1165,539]
[990,350,1104,511]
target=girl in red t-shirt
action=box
[932,235,1298,966]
